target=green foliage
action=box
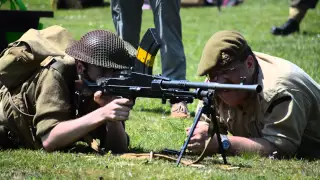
[1,0,320,179]
[0,0,27,10]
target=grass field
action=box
[1,0,320,179]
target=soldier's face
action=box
[86,64,115,81]
[78,63,118,102]
[207,56,256,106]
[87,64,119,100]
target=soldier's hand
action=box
[185,121,213,153]
[94,91,114,106]
[101,98,134,121]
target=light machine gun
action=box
[82,28,262,166]
[84,71,262,166]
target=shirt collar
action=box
[236,63,263,120]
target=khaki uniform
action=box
[0,59,77,149]
[0,26,77,149]
[0,26,132,150]
[198,52,320,157]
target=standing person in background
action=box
[111,0,189,118]
[271,0,318,36]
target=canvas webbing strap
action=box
[186,135,213,165]
[120,152,205,168]
[120,120,215,166]
[120,129,214,167]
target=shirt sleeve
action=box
[33,68,73,138]
[262,90,310,155]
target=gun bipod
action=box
[176,96,228,166]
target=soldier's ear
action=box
[246,55,253,68]
[245,55,255,74]
[76,61,86,74]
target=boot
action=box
[170,102,190,118]
[271,18,300,36]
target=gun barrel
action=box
[160,81,262,93]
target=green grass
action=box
[1,0,320,179]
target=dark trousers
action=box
[291,0,319,9]
[111,0,186,80]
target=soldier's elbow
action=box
[41,133,56,152]
[42,139,56,152]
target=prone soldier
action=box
[187,30,320,159]
[0,26,135,153]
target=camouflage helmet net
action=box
[65,30,136,69]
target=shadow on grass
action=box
[61,143,100,154]
[0,147,253,168]
[136,107,170,114]
[83,1,110,8]
[301,31,320,37]
[135,107,196,117]
[60,144,163,155]
[128,146,150,153]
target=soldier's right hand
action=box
[101,98,134,121]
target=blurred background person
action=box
[111,0,189,118]
[271,0,319,36]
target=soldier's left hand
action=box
[186,121,218,153]
[93,91,116,106]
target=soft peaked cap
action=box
[197,30,248,76]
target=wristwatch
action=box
[220,134,231,151]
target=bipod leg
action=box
[210,108,228,164]
[176,105,204,166]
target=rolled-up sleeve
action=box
[33,68,73,138]
[262,90,310,155]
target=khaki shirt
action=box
[0,59,75,148]
[198,52,320,157]
[0,57,110,149]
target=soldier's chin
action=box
[218,92,241,106]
